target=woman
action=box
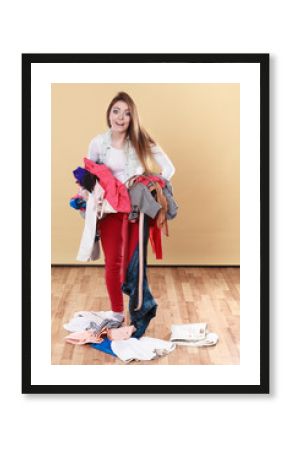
[86,91,175,329]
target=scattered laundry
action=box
[111,337,176,363]
[63,310,123,333]
[64,313,219,362]
[107,325,136,340]
[64,329,107,345]
[170,323,219,347]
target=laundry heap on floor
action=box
[63,310,176,363]
[63,310,219,363]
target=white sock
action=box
[95,310,124,322]
[112,311,124,321]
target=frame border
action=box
[22,53,269,394]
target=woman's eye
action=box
[126,112,131,116]
[112,109,118,114]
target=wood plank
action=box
[51,267,240,365]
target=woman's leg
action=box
[98,212,125,313]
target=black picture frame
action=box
[22,53,269,394]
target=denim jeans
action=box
[122,214,158,338]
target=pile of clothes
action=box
[69,157,178,338]
[63,310,176,363]
[63,310,219,363]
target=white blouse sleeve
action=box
[151,144,176,180]
[87,135,102,161]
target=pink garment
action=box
[84,157,131,213]
[107,325,136,341]
[64,329,107,345]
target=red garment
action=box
[84,158,131,213]
[98,212,139,312]
[128,176,166,260]
[133,175,166,189]
[149,219,163,259]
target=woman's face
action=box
[109,100,131,133]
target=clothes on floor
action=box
[170,323,219,347]
[64,329,108,345]
[64,326,136,346]
[111,337,176,363]
[107,325,136,341]
[63,310,123,333]
[90,337,117,357]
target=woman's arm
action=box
[151,144,176,180]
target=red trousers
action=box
[98,212,139,313]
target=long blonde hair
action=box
[106,91,156,174]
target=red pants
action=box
[98,212,139,313]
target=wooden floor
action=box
[51,266,240,365]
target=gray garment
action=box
[128,183,161,220]
[87,318,122,333]
[159,176,179,220]
[91,238,101,260]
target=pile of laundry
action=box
[63,310,176,363]
[64,311,219,363]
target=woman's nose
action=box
[118,111,125,119]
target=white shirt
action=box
[87,129,176,183]
[104,146,127,183]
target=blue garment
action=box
[73,167,88,184]
[73,166,98,192]
[122,214,158,338]
[90,337,117,357]
[69,197,87,210]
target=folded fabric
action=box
[111,337,176,362]
[170,323,219,347]
[170,332,219,347]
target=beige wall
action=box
[52,83,240,265]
